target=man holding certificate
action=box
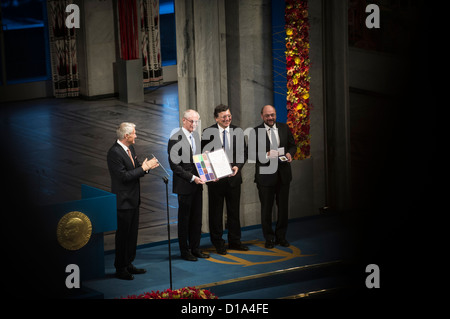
[202,104,248,255]
[168,109,209,261]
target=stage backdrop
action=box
[141,0,163,87]
[47,0,80,98]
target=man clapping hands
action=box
[107,122,158,280]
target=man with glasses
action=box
[253,105,296,249]
[201,104,248,255]
[168,109,209,261]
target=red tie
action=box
[127,149,135,167]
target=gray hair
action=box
[116,122,136,140]
[183,109,200,120]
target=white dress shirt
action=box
[218,125,230,149]
[181,127,197,182]
[117,139,130,154]
[264,123,280,147]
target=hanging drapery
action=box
[141,0,163,87]
[47,0,79,98]
[118,0,140,60]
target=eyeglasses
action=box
[219,115,232,120]
[184,118,199,125]
[263,113,276,118]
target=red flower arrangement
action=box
[285,0,311,160]
[121,287,218,299]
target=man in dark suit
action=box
[107,122,159,280]
[201,104,248,255]
[168,109,209,261]
[253,105,297,248]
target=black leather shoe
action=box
[265,240,275,249]
[127,265,147,274]
[276,239,290,247]
[216,246,227,255]
[115,270,134,280]
[181,252,198,261]
[192,250,210,258]
[229,243,249,251]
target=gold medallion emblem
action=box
[57,211,92,250]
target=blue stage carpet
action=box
[84,214,351,299]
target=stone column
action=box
[225,0,273,130]
[322,0,351,212]
[77,0,117,98]
[175,0,197,121]
[175,0,227,128]
[224,0,273,227]
[309,0,327,214]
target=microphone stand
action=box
[152,155,173,290]
[162,176,173,290]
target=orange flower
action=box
[285,0,310,160]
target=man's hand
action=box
[142,157,159,171]
[230,166,239,176]
[286,153,292,163]
[193,176,205,184]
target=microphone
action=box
[152,154,170,178]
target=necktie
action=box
[222,129,228,150]
[127,149,135,167]
[269,128,278,150]
[189,134,196,154]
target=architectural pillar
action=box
[175,0,197,119]
[224,0,273,226]
[175,0,227,128]
[322,0,351,212]
[77,0,117,98]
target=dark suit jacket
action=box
[253,122,297,186]
[107,142,146,210]
[168,129,202,195]
[201,123,247,188]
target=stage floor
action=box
[2,83,182,250]
[84,215,353,299]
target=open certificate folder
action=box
[192,148,233,182]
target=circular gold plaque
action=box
[57,211,92,250]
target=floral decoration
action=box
[121,287,218,299]
[285,0,311,160]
